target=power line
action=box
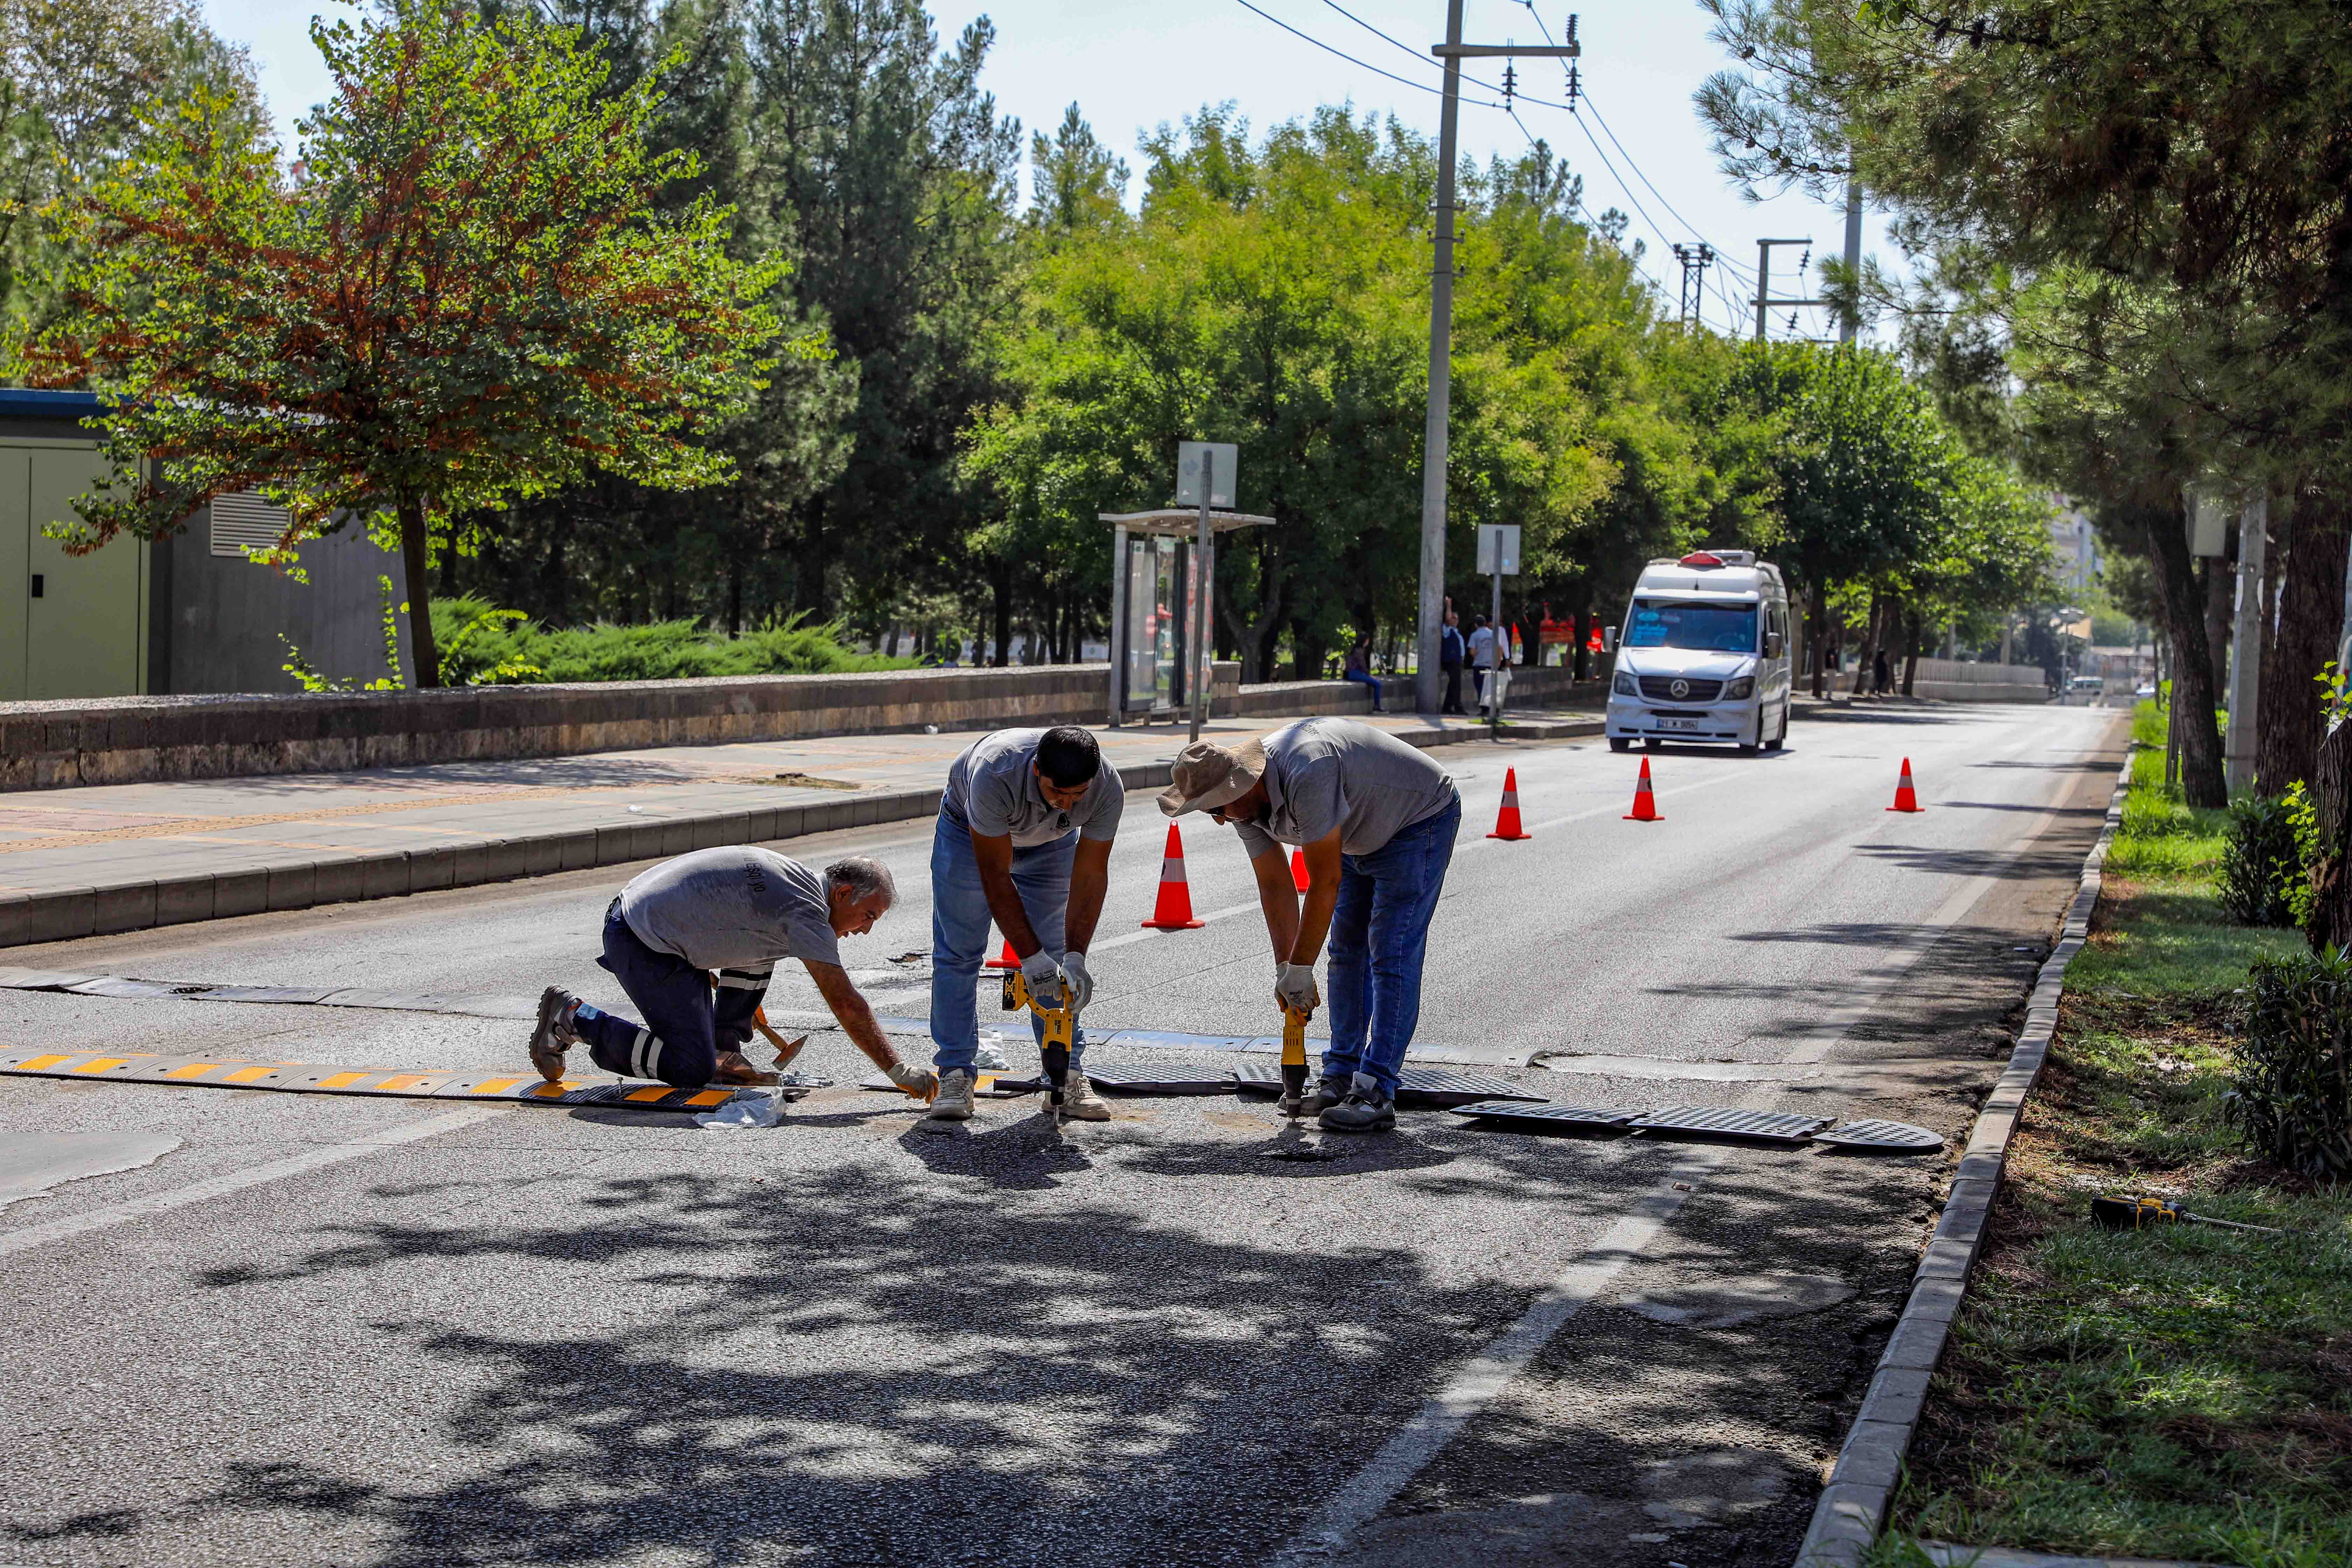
[1230,0,1501,105]
[1581,89,1755,281]
[1506,106,1675,308]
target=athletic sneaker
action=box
[1318,1073,1396,1134]
[529,987,580,1082]
[1060,1073,1112,1121]
[925,1068,976,1127]
[1301,1073,1349,1116]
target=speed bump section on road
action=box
[0,1048,775,1114]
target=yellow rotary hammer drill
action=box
[1001,966,1077,1122]
[1279,1002,1311,1116]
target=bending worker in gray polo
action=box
[1160,717,1461,1133]
[926,726,1122,1126]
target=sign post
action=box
[1176,442,1237,742]
[1477,524,1520,736]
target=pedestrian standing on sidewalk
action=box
[924,726,1123,1128]
[527,849,932,1097]
[1342,638,1384,712]
[1440,611,1467,715]
[1159,718,1462,1134]
[1469,614,1497,715]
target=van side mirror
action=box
[1603,627,1618,653]
[1765,631,1784,659]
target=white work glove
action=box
[886,1060,939,1102]
[1019,947,1066,1008]
[1275,961,1321,1015]
[1062,951,1095,1013]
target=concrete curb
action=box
[0,717,1600,950]
[1793,763,2132,1568]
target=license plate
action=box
[1657,717,1703,732]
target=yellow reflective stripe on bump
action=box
[72,1058,130,1074]
[623,1086,671,1102]
[223,1066,274,1083]
[376,1075,431,1091]
[522,1082,569,1098]
[166,1063,225,1079]
[685,1091,730,1107]
[316,1071,368,1088]
[467,1078,520,1094]
[18,1054,70,1071]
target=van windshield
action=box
[1625,599,1757,653]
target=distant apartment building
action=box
[2049,501,2099,594]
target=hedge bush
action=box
[429,598,911,685]
[2234,948,2352,1177]
[2217,789,2309,927]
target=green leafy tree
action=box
[24,5,805,685]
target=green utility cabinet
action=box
[0,431,149,701]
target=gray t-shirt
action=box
[942,728,1124,847]
[1231,718,1460,861]
[617,847,841,974]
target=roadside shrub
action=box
[2233,949,2352,1177]
[2218,789,2310,926]
[428,598,911,685]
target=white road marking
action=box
[1269,1147,1723,1566]
[1269,722,2118,1560]
[0,1104,509,1261]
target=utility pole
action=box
[1415,9,1580,715]
[1838,177,1862,344]
[1670,243,1714,325]
[1753,237,1823,342]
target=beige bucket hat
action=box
[1157,736,1268,817]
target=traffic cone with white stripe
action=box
[1488,767,1531,840]
[1290,847,1310,891]
[1141,823,1206,930]
[1624,756,1662,822]
[985,938,1017,970]
[1888,757,1923,813]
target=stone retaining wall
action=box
[0,662,1238,792]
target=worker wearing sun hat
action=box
[1159,718,1461,1133]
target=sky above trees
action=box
[200,0,1898,345]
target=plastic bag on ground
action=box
[695,1091,788,1129]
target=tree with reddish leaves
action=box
[23,5,812,686]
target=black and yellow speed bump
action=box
[0,1047,786,1113]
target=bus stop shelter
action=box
[1100,507,1273,730]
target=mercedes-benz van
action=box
[1605,550,1793,753]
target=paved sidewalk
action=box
[0,708,1600,947]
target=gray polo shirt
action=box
[617,847,842,974]
[1230,718,1459,861]
[942,728,1124,847]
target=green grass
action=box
[1885,701,2352,1568]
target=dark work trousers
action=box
[569,900,770,1086]
[1441,662,1464,714]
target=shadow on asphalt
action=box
[0,1121,1943,1568]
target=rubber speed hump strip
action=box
[0,1048,769,1114]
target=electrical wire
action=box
[1231,0,1503,107]
[1506,106,1675,307]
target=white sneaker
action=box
[925,1068,976,1127]
[1059,1073,1112,1122]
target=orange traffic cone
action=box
[985,938,1017,970]
[1290,847,1311,891]
[1141,822,1206,930]
[1488,766,1531,840]
[1624,756,1662,822]
[1888,757,1923,813]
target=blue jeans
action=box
[929,812,1089,1073]
[1322,798,1461,1095]
[1343,668,1384,711]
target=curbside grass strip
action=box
[1794,765,2131,1568]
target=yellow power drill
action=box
[1279,1003,1311,1116]
[1001,966,1076,1122]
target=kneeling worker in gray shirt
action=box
[1159,718,1461,1133]
[527,848,936,1100]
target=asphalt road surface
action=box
[0,701,2126,1568]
